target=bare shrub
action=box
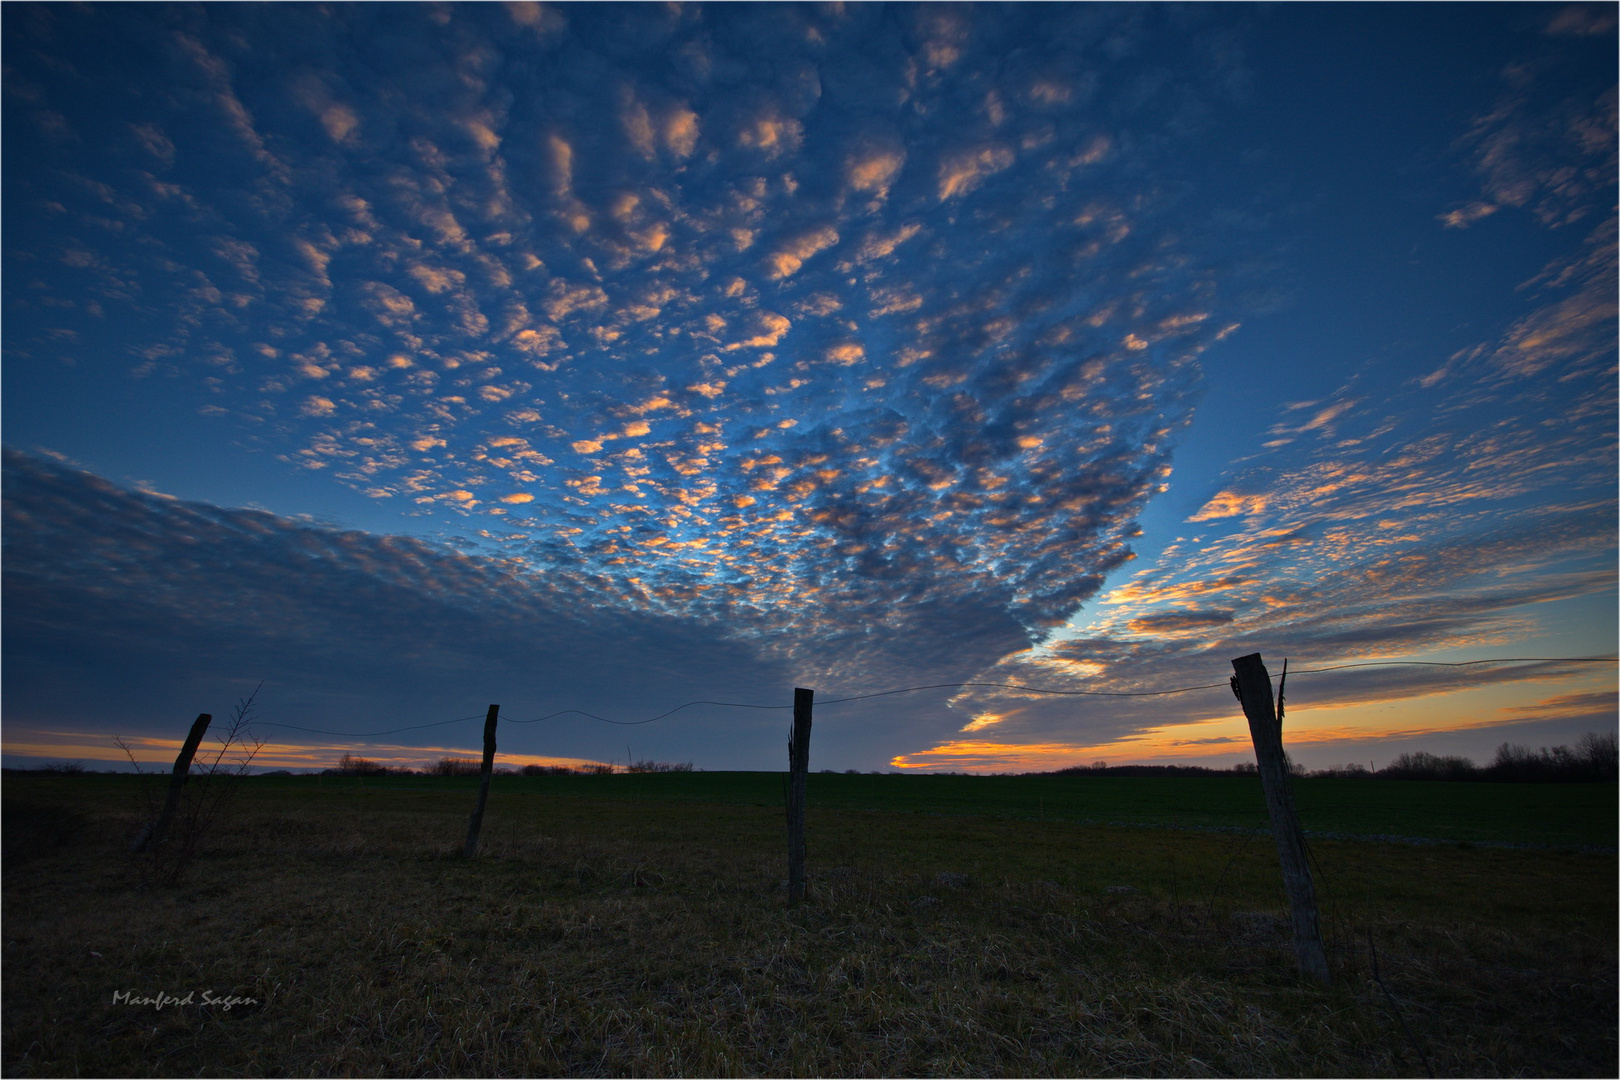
[432,757,483,777]
[625,759,694,773]
[118,686,264,885]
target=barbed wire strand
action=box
[247,713,488,738]
[243,656,1615,739]
[818,679,1226,705]
[1282,657,1614,675]
[794,656,1617,709]
[506,701,789,727]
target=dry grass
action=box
[3,777,1614,1077]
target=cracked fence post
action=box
[787,687,813,906]
[463,703,500,858]
[1231,653,1331,984]
[131,712,212,853]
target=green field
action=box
[252,770,1618,848]
[4,772,1615,1077]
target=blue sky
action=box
[4,2,1614,773]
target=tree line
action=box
[324,754,693,777]
[1047,732,1617,783]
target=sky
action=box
[4,2,1615,775]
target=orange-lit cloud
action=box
[765,227,840,280]
[2,728,614,773]
[937,144,1015,200]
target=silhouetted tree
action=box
[1487,733,1618,782]
[1380,751,1478,781]
[336,753,389,777]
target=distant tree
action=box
[1309,763,1373,779]
[1044,762,1202,777]
[520,764,577,776]
[1380,751,1478,781]
[336,753,389,777]
[1578,731,1618,780]
[1487,733,1618,782]
[432,758,482,777]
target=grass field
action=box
[4,772,1615,1076]
[383,770,1615,848]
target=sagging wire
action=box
[803,655,1615,711]
[246,713,489,738]
[497,675,1257,729]
[241,655,1616,738]
[1280,656,1615,675]
[506,701,791,727]
[815,679,1231,705]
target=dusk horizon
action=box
[5,2,1615,777]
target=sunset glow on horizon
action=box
[4,3,1614,775]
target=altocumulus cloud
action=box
[5,4,1248,698]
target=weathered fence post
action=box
[786,687,813,905]
[463,703,500,858]
[131,713,212,853]
[1231,653,1330,983]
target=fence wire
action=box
[246,713,489,738]
[239,655,1616,742]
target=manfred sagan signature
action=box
[112,990,258,1011]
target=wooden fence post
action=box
[131,713,212,853]
[463,703,500,858]
[787,687,813,905]
[1231,653,1330,983]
